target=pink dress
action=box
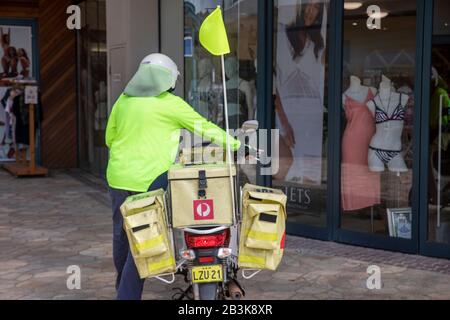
[341,90,381,211]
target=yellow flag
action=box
[199,6,230,56]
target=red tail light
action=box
[185,230,229,248]
[198,256,215,264]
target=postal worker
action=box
[105,53,240,300]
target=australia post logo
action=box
[193,199,214,220]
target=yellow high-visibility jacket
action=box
[106,92,240,192]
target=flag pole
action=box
[221,53,237,223]
[199,5,237,223]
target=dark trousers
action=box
[108,172,168,300]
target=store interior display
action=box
[0,23,35,162]
[341,75,380,212]
[0,87,13,160]
[428,63,450,243]
[341,74,413,237]
[341,0,417,238]
[2,80,47,177]
[367,75,409,173]
[225,56,254,129]
[184,0,259,190]
[77,0,108,176]
[1,83,39,159]
[193,59,219,121]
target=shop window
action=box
[340,0,417,238]
[428,0,450,244]
[0,21,37,162]
[272,0,330,228]
[77,0,108,176]
[184,0,258,187]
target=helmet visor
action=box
[124,64,174,97]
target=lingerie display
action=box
[374,94,406,125]
[369,147,402,166]
[368,91,409,172]
[369,93,406,165]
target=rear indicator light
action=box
[185,229,229,248]
[179,249,196,261]
[217,248,232,259]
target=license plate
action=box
[191,265,223,284]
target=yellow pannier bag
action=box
[124,210,167,258]
[120,189,176,279]
[168,164,236,228]
[238,184,287,271]
[245,203,282,250]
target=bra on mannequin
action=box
[374,94,405,124]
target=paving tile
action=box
[1,169,450,300]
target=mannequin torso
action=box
[367,82,409,151]
[343,76,377,105]
[367,77,409,172]
[225,57,254,124]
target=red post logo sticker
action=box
[193,199,214,220]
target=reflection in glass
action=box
[183,0,258,186]
[78,0,108,176]
[273,0,330,227]
[428,0,450,244]
[341,0,417,238]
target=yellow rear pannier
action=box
[245,203,282,250]
[238,184,287,271]
[120,189,176,279]
[168,164,236,228]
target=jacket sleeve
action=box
[105,103,118,149]
[175,99,241,151]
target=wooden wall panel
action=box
[0,0,39,18]
[39,0,77,168]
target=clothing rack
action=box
[2,80,48,177]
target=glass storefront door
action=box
[421,0,450,258]
[339,0,417,241]
[181,0,450,258]
[270,0,422,248]
[77,0,108,176]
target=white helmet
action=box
[141,53,180,89]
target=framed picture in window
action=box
[387,208,412,239]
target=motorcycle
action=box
[166,120,260,300]
[174,225,242,300]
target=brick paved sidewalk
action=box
[1,169,450,300]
